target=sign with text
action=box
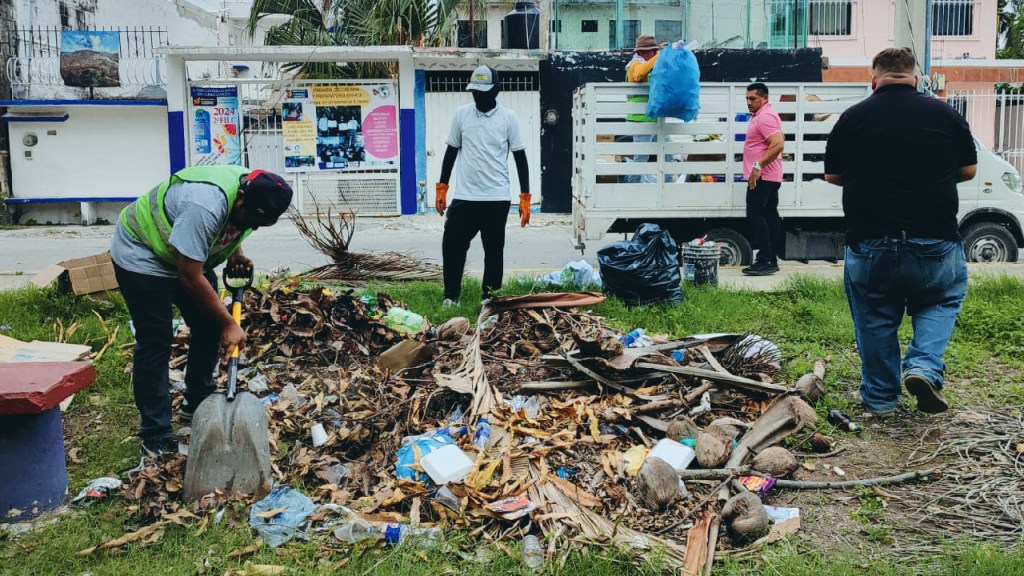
[190,86,241,166]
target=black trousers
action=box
[442,199,511,300]
[114,263,221,443]
[746,180,782,265]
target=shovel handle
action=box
[226,289,244,402]
[230,298,242,359]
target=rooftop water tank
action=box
[502,1,540,50]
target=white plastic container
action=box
[420,444,474,484]
[647,438,696,473]
[311,423,328,447]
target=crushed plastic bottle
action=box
[827,409,862,433]
[473,417,491,450]
[619,328,646,347]
[522,534,544,570]
[333,516,378,543]
[385,307,425,335]
[382,523,442,547]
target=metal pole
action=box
[793,0,799,49]
[923,0,932,78]
[746,0,752,48]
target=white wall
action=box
[8,105,169,223]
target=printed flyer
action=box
[310,83,398,171]
[281,88,318,172]
[190,86,241,166]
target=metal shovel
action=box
[183,268,272,502]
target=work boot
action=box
[903,374,948,414]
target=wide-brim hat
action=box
[634,34,659,52]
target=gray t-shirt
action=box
[110,181,241,277]
[445,103,525,201]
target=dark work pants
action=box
[114,263,221,443]
[442,199,511,301]
[746,180,782,265]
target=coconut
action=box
[722,492,770,543]
[666,416,701,442]
[707,417,744,441]
[636,456,679,511]
[752,446,800,478]
[808,432,834,453]
[795,373,825,403]
[695,429,731,468]
[438,317,471,341]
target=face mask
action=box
[472,89,498,113]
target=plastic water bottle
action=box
[522,534,544,570]
[473,417,491,450]
[827,409,862,433]
[382,523,442,547]
[619,329,646,347]
[333,517,378,543]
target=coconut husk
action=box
[695,429,731,469]
[721,491,770,544]
[637,456,679,511]
[752,446,800,478]
[667,416,701,441]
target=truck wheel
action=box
[962,223,1019,263]
[705,228,753,266]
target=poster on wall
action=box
[190,87,241,166]
[60,31,120,88]
[282,88,318,172]
[311,84,398,171]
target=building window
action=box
[59,2,71,29]
[655,20,682,43]
[808,0,852,36]
[551,20,562,33]
[457,20,487,48]
[608,20,640,49]
[581,20,598,33]
[933,0,973,36]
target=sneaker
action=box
[442,298,459,308]
[742,262,780,276]
[142,437,179,458]
[904,374,948,414]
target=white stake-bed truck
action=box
[571,83,1024,264]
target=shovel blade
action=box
[183,392,272,502]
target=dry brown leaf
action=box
[227,538,264,559]
[546,476,601,508]
[255,506,289,519]
[76,521,167,555]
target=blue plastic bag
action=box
[395,434,452,484]
[646,41,700,121]
[249,486,316,548]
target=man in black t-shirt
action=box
[825,48,977,416]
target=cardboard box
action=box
[32,252,118,295]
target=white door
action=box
[425,90,542,205]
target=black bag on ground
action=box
[597,223,682,305]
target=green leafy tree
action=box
[247,0,460,78]
[998,0,1023,58]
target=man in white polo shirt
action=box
[435,65,531,305]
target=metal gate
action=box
[187,78,401,216]
[424,71,541,204]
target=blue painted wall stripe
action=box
[167,111,186,174]
[399,108,417,215]
[414,70,427,213]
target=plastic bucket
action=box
[682,245,721,286]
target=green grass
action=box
[4,276,1024,575]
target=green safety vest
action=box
[627,94,657,123]
[119,165,254,267]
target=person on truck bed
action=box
[824,47,977,417]
[742,82,786,276]
[622,34,664,184]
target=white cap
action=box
[466,65,498,92]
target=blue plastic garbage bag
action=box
[536,260,602,288]
[249,486,316,548]
[395,434,452,484]
[597,223,682,305]
[646,41,700,121]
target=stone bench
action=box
[0,362,96,521]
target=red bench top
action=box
[0,362,97,415]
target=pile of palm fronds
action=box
[291,206,442,285]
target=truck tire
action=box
[962,223,1019,263]
[705,228,753,266]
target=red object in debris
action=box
[0,362,97,415]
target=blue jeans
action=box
[844,238,967,413]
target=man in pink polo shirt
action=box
[742,82,786,276]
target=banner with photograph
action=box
[60,31,120,88]
[310,84,399,171]
[190,86,241,166]
[281,88,318,172]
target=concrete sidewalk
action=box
[3,216,1023,292]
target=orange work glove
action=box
[519,193,532,227]
[435,183,449,216]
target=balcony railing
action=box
[4,26,168,90]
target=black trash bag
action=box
[597,223,682,305]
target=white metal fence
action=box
[941,90,1024,176]
[189,78,401,216]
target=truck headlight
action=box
[1003,171,1023,195]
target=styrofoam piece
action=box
[420,444,474,484]
[647,438,696,473]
